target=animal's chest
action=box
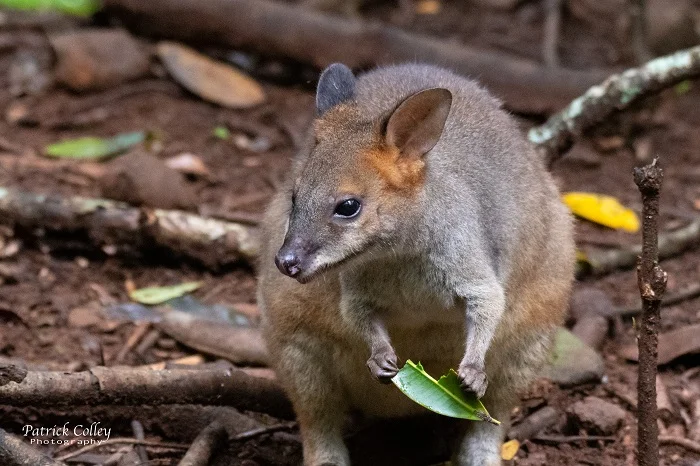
[357,260,464,327]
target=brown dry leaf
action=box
[416,0,442,14]
[693,199,700,211]
[165,153,211,178]
[621,322,700,364]
[157,41,265,109]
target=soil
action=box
[1,1,699,465]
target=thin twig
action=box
[56,438,189,461]
[630,0,652,64]
[533,434,616,444]
[231,422,297,441]
[659,435,700,454]
[614,283,700,317]
[543,0,563,68]
[634,158,667,466]
[177,421,227,466]
[578,217,700,278]
[0,428,65,466]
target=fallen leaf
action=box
[563,192,640,232]
[391,360,498,424]
[44,131,145,161]
[0,0,101,16]
[129,281,202,306]
[212,126,230,140]
[621,322,700,365]
[157,41,265,109]
[146,354,205,370]
[416,0,441,14]
[693,199,700,211]
[165,153,211,178]
[501,439,520,460]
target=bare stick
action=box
[102,0,612,114]
[630,0,652,64]
[0,365,293,419]
[177,421,227,466]
[56,438,189,462]
[613,283,700,318]
[0,428,66,466]
[530,45,700,162]
[634,159,667,466]
[659,435,700,454]
[542,0,562,68]
[0,187,259,269]
[578,217,700,277]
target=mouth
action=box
[293,241,376,284]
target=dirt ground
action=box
[0,1,699,465]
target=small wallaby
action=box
[258,63,574,466]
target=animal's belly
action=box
[336,321,465,418]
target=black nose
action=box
[275,252,301,277]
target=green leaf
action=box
[212,126,230,140]
[391,360,499,424]
[129,282,203,306]
[0,0,101,16]
[675,80,692,96]
[44,131,145,160]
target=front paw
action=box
[458,363,488,398]
[367,348,399,383]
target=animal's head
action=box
[275,63,452,283]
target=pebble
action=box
[568,396,626,435]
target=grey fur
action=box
[316,63,356,115]
[258,63,575,466]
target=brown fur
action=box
[258,63,574,466]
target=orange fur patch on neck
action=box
[363,145,425,190]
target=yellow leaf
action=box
[501,439,519,460]
[157,41,265,109]
[563,192,640,232]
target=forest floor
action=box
[0,1,699,465]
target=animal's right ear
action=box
[316,63,356,115]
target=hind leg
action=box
[275,339,350,466]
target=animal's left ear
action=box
[385,88,452,159]
[316,63,356,115]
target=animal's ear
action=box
[316,63,356,115]
[385,88,452,159]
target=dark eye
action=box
[333,199,362,219]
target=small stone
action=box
[50,28,150,92]
[101,151,197,210]
[568,286,616,321]
[544,328,605,386]
[568,396,626,435]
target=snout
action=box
[274,251,302,278]
[274,238,318,281]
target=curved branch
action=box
[530,45,700,162]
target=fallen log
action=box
[0,365,293,420]
[0,187,259,269]
[101,0,612,114]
